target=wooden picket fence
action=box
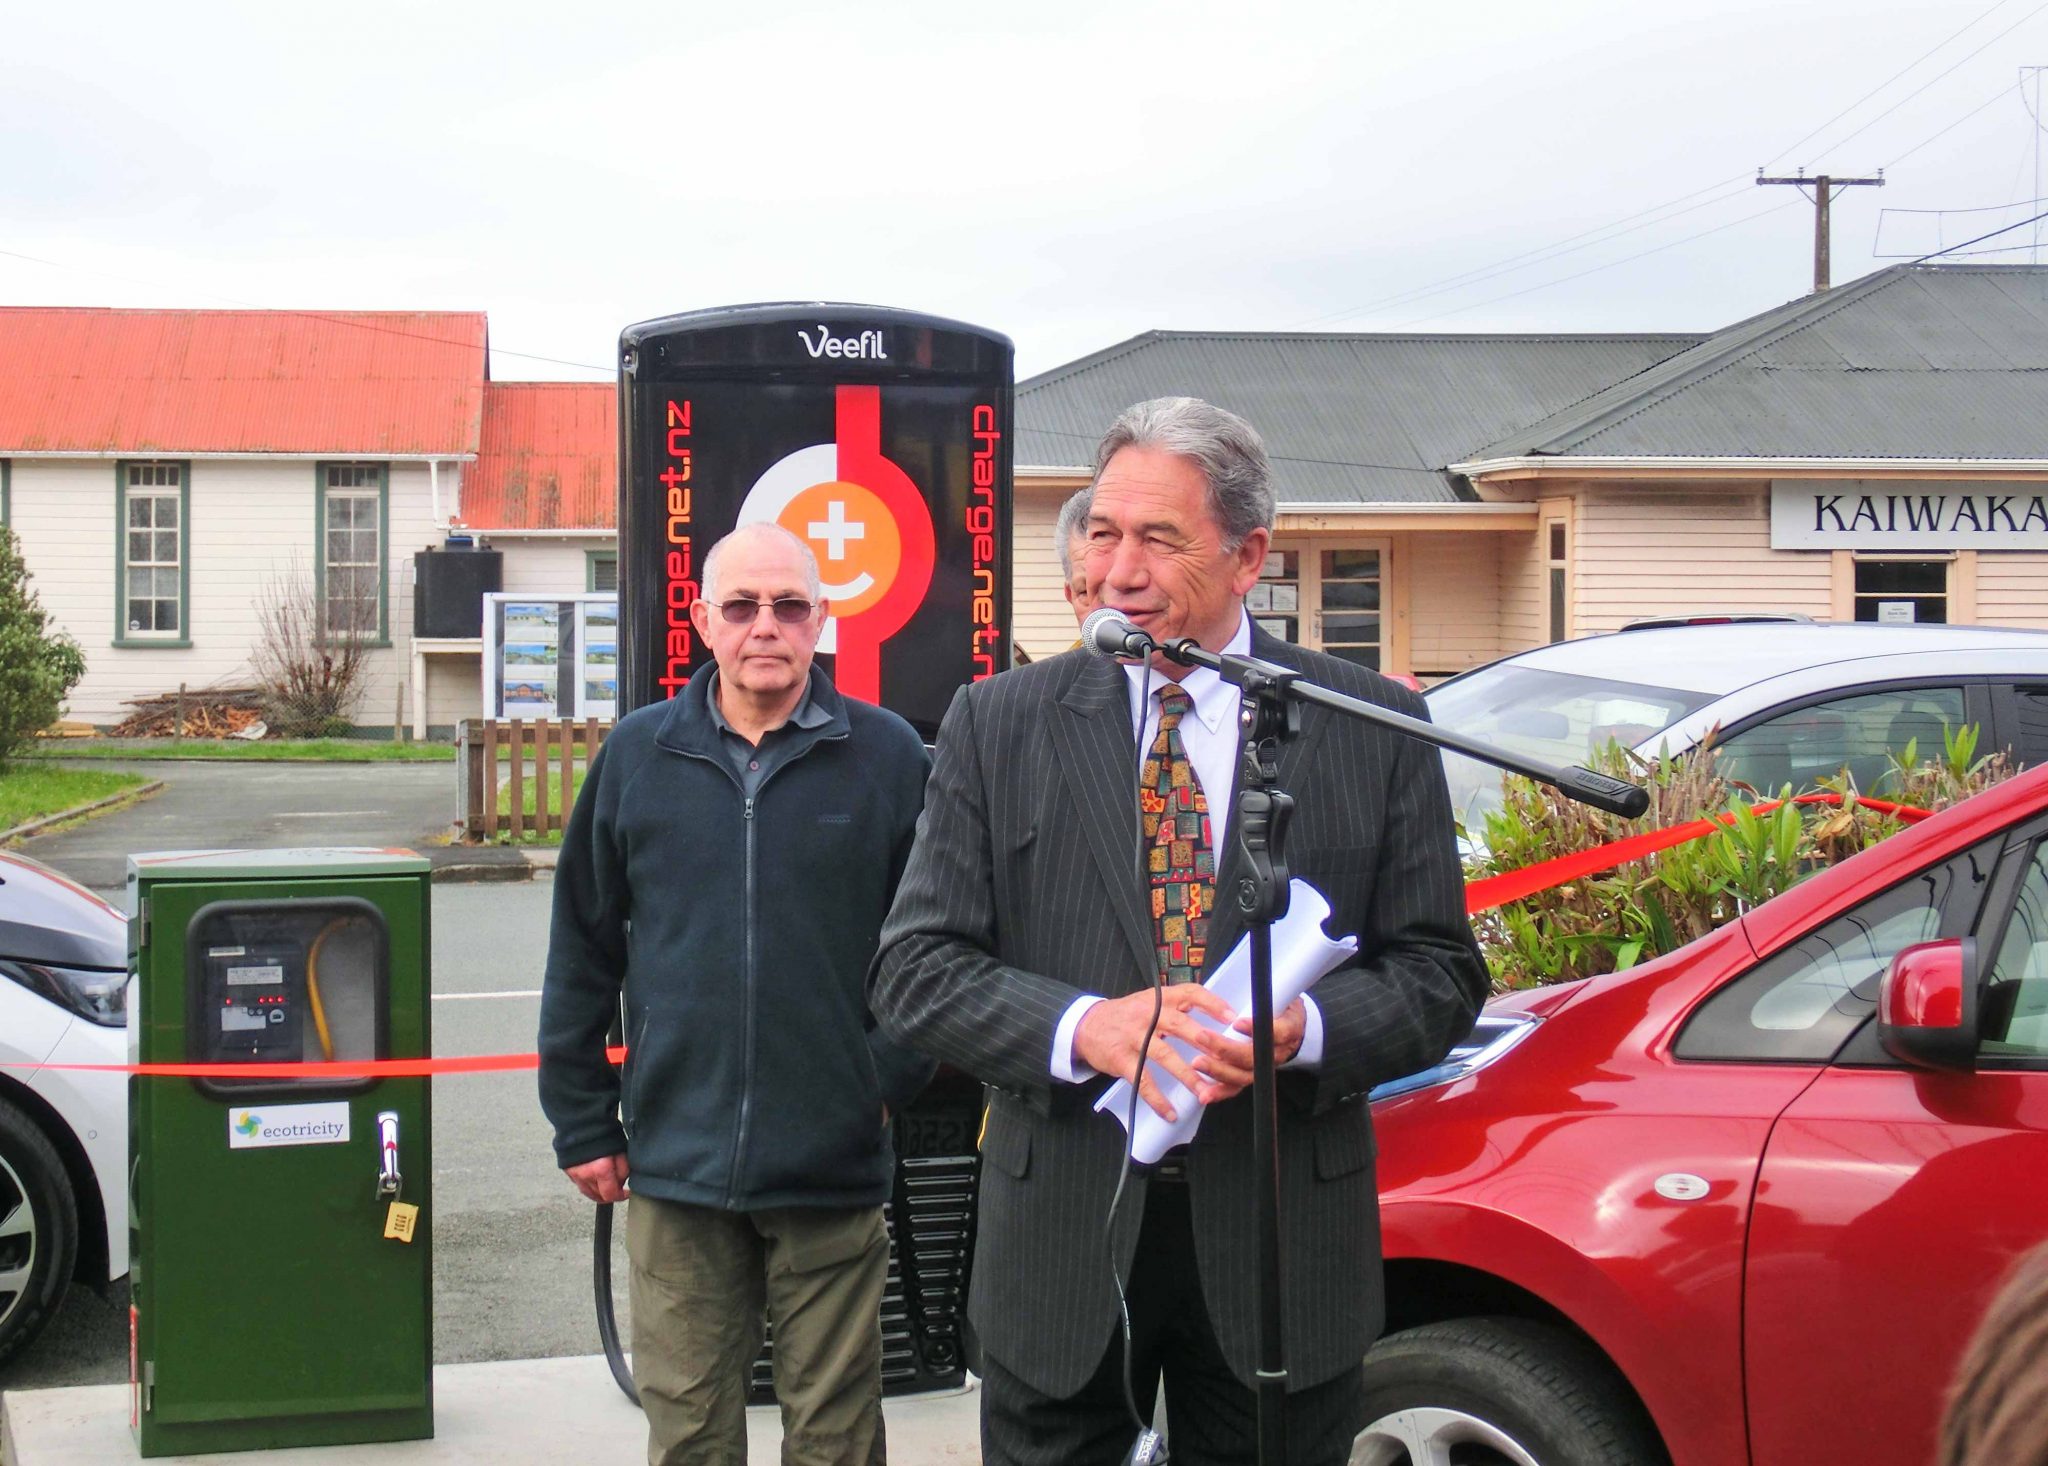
[457,718,611,842]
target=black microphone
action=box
[1081,607,1158,660]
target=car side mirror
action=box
[1877,937,1978,1073]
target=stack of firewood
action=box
[112,686,268,739]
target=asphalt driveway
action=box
[15,759,460,892]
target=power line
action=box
[1294,175,1752,327]
[1301,180,1759,327]
[1909,239,2048,256]
[1765,0,2015,168]
[1803,0,2048,165]
[1391,200,1800,330]
[0,244,614,375]
[1884,75,2024,168]
[1296,6,2042,333]
[1910,201,2048,260]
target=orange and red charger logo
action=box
[660,387,1001,703]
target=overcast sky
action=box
[6,0,2047,380]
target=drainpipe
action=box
[429,460,444,527]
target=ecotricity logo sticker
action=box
[227,1102,352,1149]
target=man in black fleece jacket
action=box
[539,523,932,1466]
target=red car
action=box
[1357,761,2048,1466]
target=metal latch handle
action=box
[376,1111,402,1198]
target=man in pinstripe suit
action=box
[871,398,1487,1465]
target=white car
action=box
[1427,620,2048,833]
[0,849,128,1367]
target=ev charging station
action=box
[127,848,433,1457]
[616,301,1014,734]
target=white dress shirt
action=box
[1050,611,1326,1080]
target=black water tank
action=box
[414,545,503,638]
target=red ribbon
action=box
[12,798,1930,1077]
[17,1046,628,1080]
[1464,793,1929,915]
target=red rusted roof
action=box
[462,381,616,530]
[0,307,487,456]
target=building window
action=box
[1318,548,1382,670]
[317,464,388,642]
[117,461,189,642]
[1854,557,1948,625]
[1248,549,1301,642]
[1,458,10,527]
[1260,539,1387,667]
[587,551,619,593]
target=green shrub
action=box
[0,528,86,769]
[1471,726,2014,992]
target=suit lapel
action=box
[1050,657,1158,991]
[1204,630,1338,969]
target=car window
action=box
[1983,837,2048,1061]
[1675,838,1999,1063]
[1427,666,1712,830]
[2013,685,2048,770]
[1713,686,1966,797]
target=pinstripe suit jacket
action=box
[870,627,1486,1397]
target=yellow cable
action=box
[305,921,343,1063]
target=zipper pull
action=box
[744,797,755,820]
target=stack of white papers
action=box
[1095,880,1357,1164]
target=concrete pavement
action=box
[11,758,557,889]
[0,1360,982,1463]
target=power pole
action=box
[1755,169,1886,291]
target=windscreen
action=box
[1426,665,1712,833]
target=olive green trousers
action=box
[627,1194,889,1466]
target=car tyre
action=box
[1353,1316,1665,1466]
[0,1095,79,1368]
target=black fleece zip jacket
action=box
[538,666,934,1210]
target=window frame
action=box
[1968,812,2048,1073]
[1706,678,1999,790]
[1673,832,2003,1065]
[1851,553,1951,626]
[314,462,390,647]
[585,549,618,593]
[114,460,192,648]
[1263,535,1392,667]
[1708,680,1976,799]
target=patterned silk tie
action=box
[1142,685,1214,983]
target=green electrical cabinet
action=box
[128,849,434,1457]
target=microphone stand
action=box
[1156,636,1646,1466]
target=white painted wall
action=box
[1496,515,1545,655]
[13,456,449,730]
[1013,482,1084,663]
[498,537,613,595]
[1571,486,1832,633]
[1976,552,2048,630]
[1408,531,1504,676]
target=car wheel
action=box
[1353,1317,1664,1466]
[0,1096,79,1368]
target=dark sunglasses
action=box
[713,596,816,626]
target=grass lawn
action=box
[479,766,587,844]
[0,765,151,831]
[29,738,456,762]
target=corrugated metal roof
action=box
[1018,331,1702,502]
[0,307,487,456]
[463,382,616,530]
[1473,265,2048,460]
